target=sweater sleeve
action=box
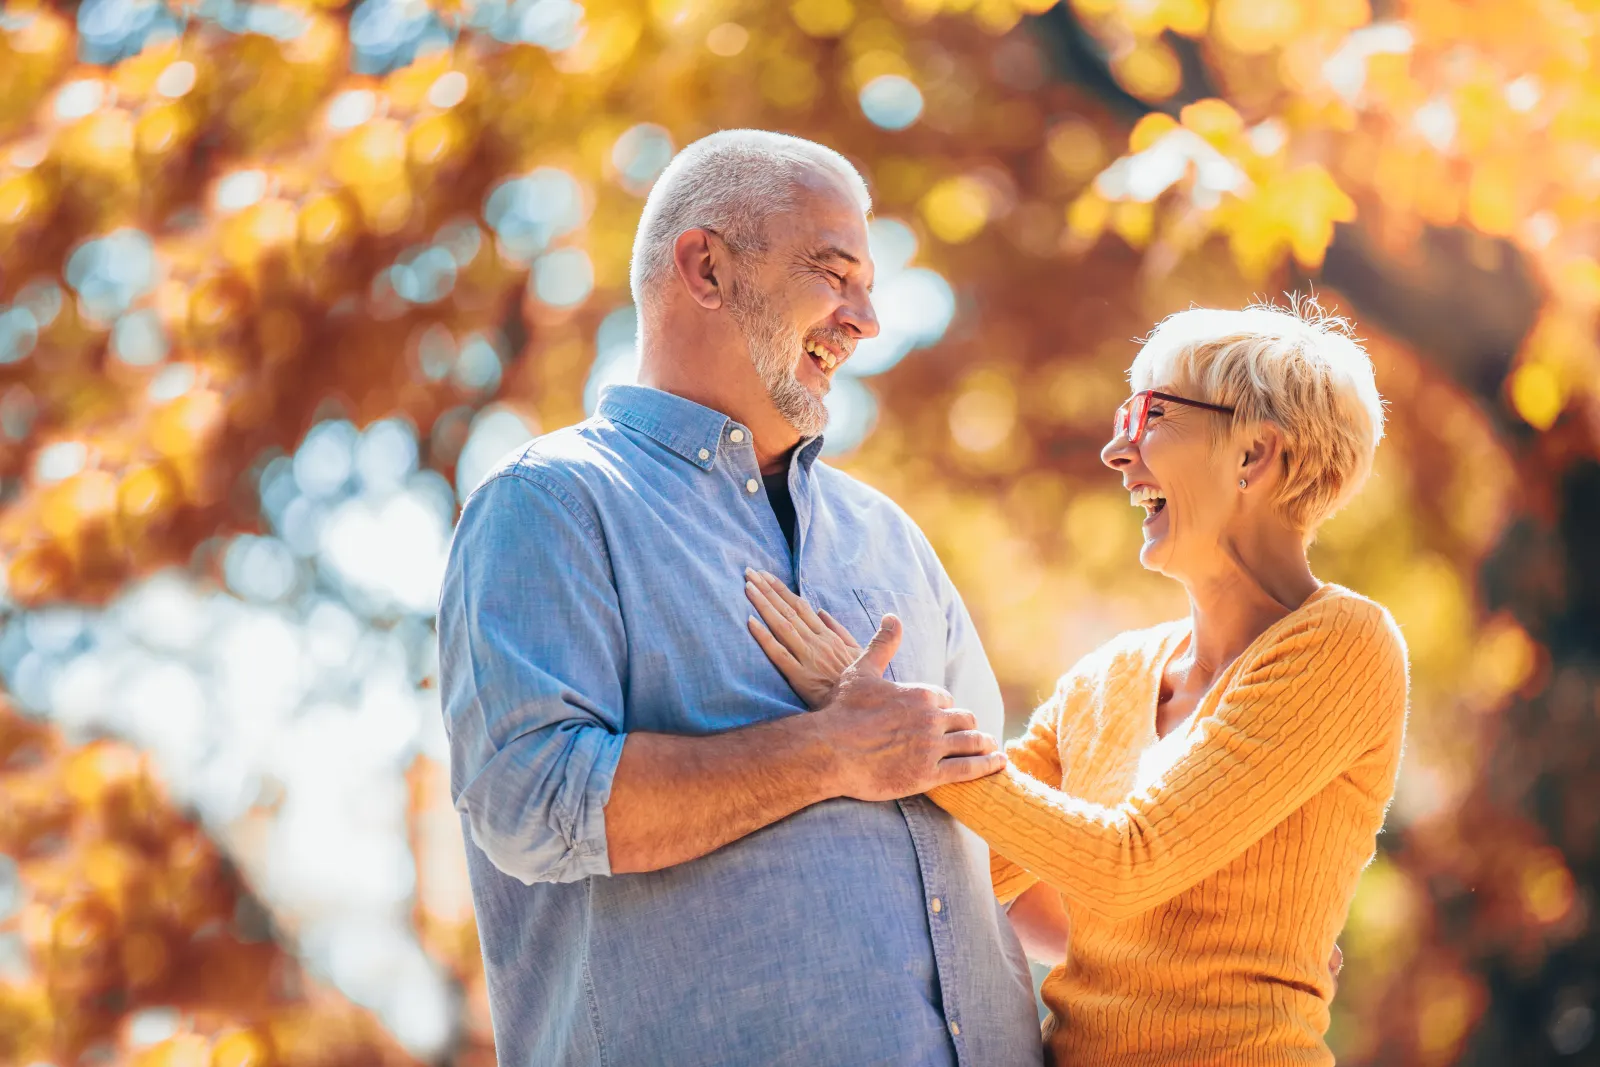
[930,596,1409,922]
[989,696,1065,904]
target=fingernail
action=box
[744,567,756,578]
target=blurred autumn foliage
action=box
[1,0,1598,1064]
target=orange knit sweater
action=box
[930,584,1409,1067]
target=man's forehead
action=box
[780,177,872,261]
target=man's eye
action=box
[827,270,846,287]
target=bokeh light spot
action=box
[56,79,109,120]
[391,246,457,304]
[155,60,196,98]
[216,171,269,213]
[532,248,594,308]
[456,406,536,503]
[427,71,468,109]
[611,124,675,194]
[328,90,379,130]
[453,333,504,394]
[859,75,923,131]
[35,441,89,484]
[584,305,640,413]
[705,21,748,55]
[821,376,877,456]
[294,420,358,499]
[111,307,169,366]
[65,229,158,323]
[485,167,586,262]
[0,307,40,365]
[920,176,991,244]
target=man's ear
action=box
[1239,423,1285,489]
[672,228,724,310]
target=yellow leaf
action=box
[1066,191,1109,239]
[1179,98,1243,142]
[1129,111,1179,153]
[1160,0,1209,36]
[1466,163,1519,236]
[1212,0,1301,54]
[1110,199,1154,247]
[1114,39,1183,101]
[1509,362,1564,430]
[790,0,855,37]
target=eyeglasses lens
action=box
[1128,393,1149,443]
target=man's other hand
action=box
[814,614,1006,801]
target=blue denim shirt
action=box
[439,385,1041,1067]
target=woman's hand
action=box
[745,569,863,709]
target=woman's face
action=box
[1100,383,1242,579]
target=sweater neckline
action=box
[1143,582,1341,745]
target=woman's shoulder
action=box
[1285,583,1408,659]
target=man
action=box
[438,129,1042,1066]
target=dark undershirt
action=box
[763,471,797,553]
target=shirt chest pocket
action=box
[852,588,947,687]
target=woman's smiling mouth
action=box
[1131,484,1167,525]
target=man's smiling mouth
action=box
[804,339,842,372]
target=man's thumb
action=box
[855,614,902,678]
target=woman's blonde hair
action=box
[1128,298,1385,534]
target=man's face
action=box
[724,172,879,438]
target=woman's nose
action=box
[1102,433,1134,470]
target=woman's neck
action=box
[1179,535,1320,680]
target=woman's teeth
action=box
[1131,485,1166,516]
[804,340,839,370]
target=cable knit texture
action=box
[929,584,1409,1067]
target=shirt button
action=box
[949,1022,961,1037]
[698,448,710,461]
[729,428,745,443]
[930,897,942,914]
[746,478,759,494]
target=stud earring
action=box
[1238,479,1247,489]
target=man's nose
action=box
[839,293,880,340]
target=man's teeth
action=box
[1130,486,1166,513]
[804,341,838,370]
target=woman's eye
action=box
[1147,406,1165,419]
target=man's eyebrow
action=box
[807,245,861,266]
[803,246,874,291]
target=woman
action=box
[743,303,1408,1066]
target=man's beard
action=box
[727,279,830,438]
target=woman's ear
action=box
[672,228,725,310]
[1238,423,1285,491]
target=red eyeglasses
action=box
[1113,390,1236,444]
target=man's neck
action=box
[636,363,801,475]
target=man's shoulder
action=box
[471,417,631,499]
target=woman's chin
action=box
[1137,521,1174,573]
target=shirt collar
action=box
[597,384,826,473]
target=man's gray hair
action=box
[628,129,871,311]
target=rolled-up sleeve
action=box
[438,469,627,885]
